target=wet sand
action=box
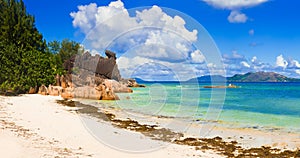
[57,99,300,157]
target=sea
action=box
[81,82,300,134]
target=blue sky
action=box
[23,0,300,79]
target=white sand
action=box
[82,99,300,151]
[0,94,222,158]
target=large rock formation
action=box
[105,79,133,93]
[66,50,121,81]
[60,50,137,100]
[73,83,119,100]
[35,50,143,100]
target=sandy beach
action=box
[2,0,300,157]
[0,94,221,158]
[0,94,299,157]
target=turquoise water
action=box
[112,82,300,133]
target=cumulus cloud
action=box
[203,0,268,23]
[276,54,288,69]
[222,52,250,76]
[249,56,269,71]
[202,0,268,9]
[70,3,98,33]
[191,50,205,63]
[71,0,300,79]
[70,0,208,80]
[71,1,197,51]
[212,52,300,77]
[136,30,194,62]
[136,6,198,41]
[119,49,300,79]
[288,59,300,68]
[240,61,250,68]
[117,56,154,78]
[117,55,200,80]
[227,10,248,23]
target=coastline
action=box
[0,94,221,158]
[76,97,300,150]
[0,94,299,157]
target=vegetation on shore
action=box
[189,72,300,83]
[0,0,81,94]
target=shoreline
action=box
[75,98,300,150]
[0,94,299,157]
[0,94,221,157]
[57,99,300,157]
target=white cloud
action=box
[117,56,153,69]
[73,0,128,29]
[117,56,199,81]
[71,1,300,79]
[249,29,254,36]
[191,50,205,63]
[176,43,189,53]
[241,61,250,68]
[117,56,154,78]
[71,1,197,51]
[250,56,266,70]
[202,0,268,9]
[128,30,193,62]
[228,10,248,23]
[70,3,98,33]
[251,56,257,63]
[136,6,198,42]
[203,0,268,23]
[70,0,203,81]
[276,54,288,69]
[211,52,300,78]
[289,59,300,68]
[119,51,300,79]
[116,56,130,69]
[207,63,216,68]
[222,52,271,76]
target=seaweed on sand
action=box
[57,100,300,158]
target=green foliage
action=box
[59,39,82,63]
[0,0,67,93]
[47,39,83,75]
[48,40,61,54]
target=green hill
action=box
[227,72,300,82]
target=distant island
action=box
[188,72,300,82]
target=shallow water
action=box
[80,82,300,134]
[110,82,300,133]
